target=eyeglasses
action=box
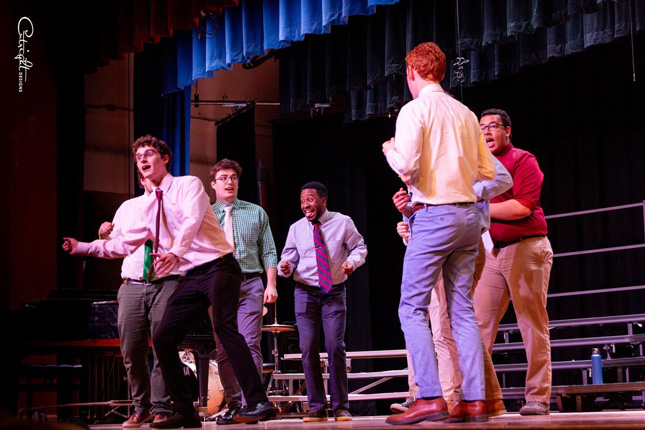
[216,175,239,183]
[135,149,159,162]
[480,122,505,132]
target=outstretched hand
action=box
[62,237,79,254]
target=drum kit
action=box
[179,303,295,420]
[179,351,225,416]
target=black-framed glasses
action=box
[135,149,159,162]
[216,175,239,183]
[480,122,505,132]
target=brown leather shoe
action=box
[485,399,507,417]
[447,400,488,423]
[152,413,172,425]
[123,411,151,428]
[385,398,448,425]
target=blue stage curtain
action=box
[277,0,645,121]
[134,34,191,191]
[178,0,401,77]
[169,0,643,121]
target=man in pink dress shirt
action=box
[62,135,276,427]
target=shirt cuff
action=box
[277,261,293,277]
[169,246,187,259]
[473,182,487,200]
[76,241,92,256]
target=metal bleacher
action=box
[266,202,645,410]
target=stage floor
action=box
[88,411,645,430]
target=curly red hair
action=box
[405,42,446,82]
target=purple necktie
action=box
[313,221,333,292]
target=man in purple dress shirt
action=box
[278,182,367,422]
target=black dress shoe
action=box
[216,406,243,425]
[233,401,277,424]
[150,411,201,429]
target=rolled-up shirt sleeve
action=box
[258,210,278,269]
[511,152,544,211]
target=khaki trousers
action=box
[474,236,553,403]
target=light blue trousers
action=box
[399,204,485,401]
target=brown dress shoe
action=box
[123,411,151,428]
[484,399,507,417]
[447,400,488,423]
[385,398,448,425]
[152,413,172,424]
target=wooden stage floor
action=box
[87,411,645,430]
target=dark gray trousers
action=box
[117,279,179,414]
[295,282,348,411]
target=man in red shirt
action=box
[474,109,553,416]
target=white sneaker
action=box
[389,397,416,413]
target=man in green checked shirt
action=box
[209,159,278,425]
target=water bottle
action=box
[591,347,603,384]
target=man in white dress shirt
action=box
[63,135,276,427]
[381,42,497,425]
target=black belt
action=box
[242,272,261,281]
[187,253,234,275]
[494,235,545,249]
[124,275,181,285]
[413,202,474,213]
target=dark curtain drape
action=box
[134,34,192,189]
[82,0,236,73]
[216,106,259,203]
[273,35,645,402]
[280,0,645,120]
[273,115,388,410]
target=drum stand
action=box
[262,304,295,396]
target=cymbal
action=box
[262,323,295,334]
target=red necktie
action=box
[154,188,163,253]
[313,221,333,292]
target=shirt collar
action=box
[214,198,240,211]
[496,143,514,157]
[418,83,444,97]
[315,209,331,225]
[154,172,173,194]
